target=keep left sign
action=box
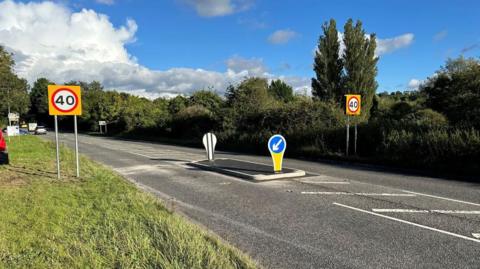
[48,85,82,116]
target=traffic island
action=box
[189,158,306,181]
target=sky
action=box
[0,0,479,98]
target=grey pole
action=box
[54,115,60,179]
[354,123,358,155]
[346,116,350,157]
[74,115,80,177]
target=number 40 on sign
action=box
[345,94,361,116]
[48,85,82,116]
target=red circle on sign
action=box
[348,96,360,113]
[51,88,79,113]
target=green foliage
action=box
[312,19,344,101]
[268,79,294,102]
[29,78,53,122]
[0,46,30,116]
[189,90,224,113]
[343,19,378,121]
[225,77,276,114]
[171,105,217,138]
[379,128,480,170]
[168,95,188,115]
[421,56,480,128]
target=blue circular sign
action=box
[268,135,286,154]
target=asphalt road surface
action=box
[44,133,480,269]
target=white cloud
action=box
[225,55,267,76]
[315,32,414,57]
[181,0,253,17]
[96,0,114,5]
[268,29,298,45]
[376,33,414,55]
[0,0,310,98]
[407,78,422,90]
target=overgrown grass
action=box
[0,136,257,269]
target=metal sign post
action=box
[346,117,350,157]
[74,115,80,177]
[54,115,60,179]
[354,123,358,155]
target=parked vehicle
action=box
[34,126,47,135]
[0,131,8,165]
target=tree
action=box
[312,19,344,101]
[342,19,378,120]
[0,46,30,117]
[268,79,294,102]
[225,77,275,113]
[189,90,224,113]
[30,78,54,122]
[168,95,188,115]
[421,56,480,128]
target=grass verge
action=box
[0,136,257,269]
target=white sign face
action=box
[7,126,19,137]
[8,113,19,122]
[52,89,79,113]
[99,121,107,126]
[348,97,359,113]
[28,123,38,132]
[202,133,217,161]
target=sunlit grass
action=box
[0,136,257,268]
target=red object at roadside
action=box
[0,131,6,151]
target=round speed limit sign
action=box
[345,94,361,116]
[48,85,82,115]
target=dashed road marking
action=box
[372,209,429,213]
[373,209,480,214]
[301,191,415,197]
[334,202,480,244]
[402,190,480,207]
[300,181,350,184]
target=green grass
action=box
[0,136,257,269]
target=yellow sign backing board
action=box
[345,94,361,116]
[48,85,82,116]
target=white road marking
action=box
[300,181,350,184]
[472,233,480,239]
[372,209,480,214]
[372,209,429,213]
[431,210,480,214]
[333,202,480,244]
[402,190,480,207]
[301,192,415,197]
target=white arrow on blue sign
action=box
[268,134,286,154]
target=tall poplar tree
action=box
[342,19,378,120]
[311,19,343,102]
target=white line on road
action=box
[431,210,480,214]
[372,209,429,213]
[301,192,415,197]
[372,209,480,214]
[333,202,480,243]
[300,181,350,184]
[402,190,480,207]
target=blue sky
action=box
[1,0,479,97]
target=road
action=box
[45,133,480,269]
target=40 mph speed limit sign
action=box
[345,94,361,116]
[48,85,82,115]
